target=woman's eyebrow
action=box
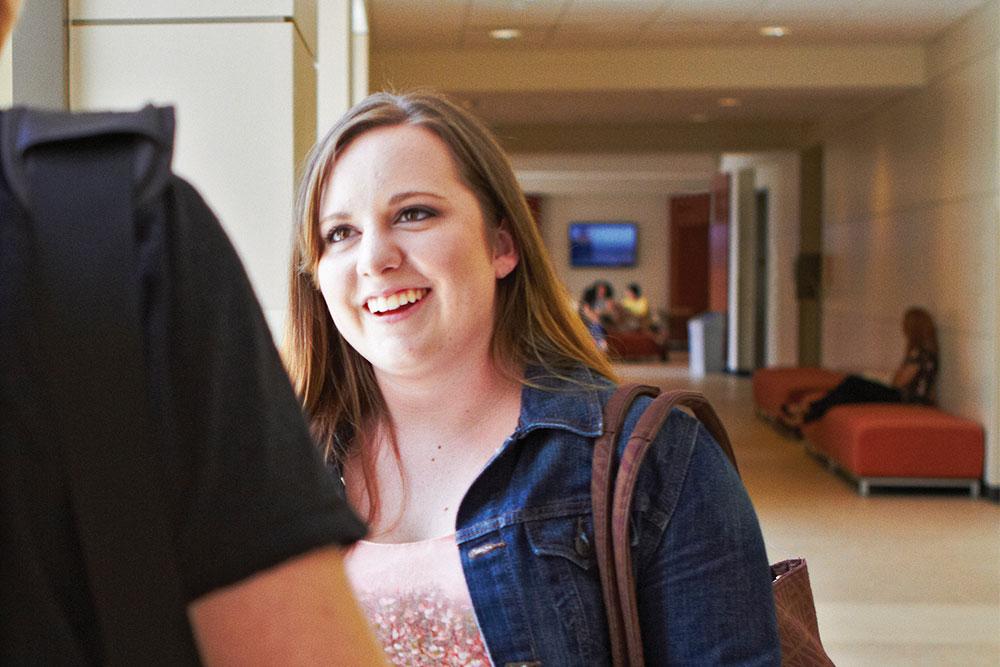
[319,191,447,224]
[319,211,351,225]
[388,190,446,204]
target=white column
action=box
[317,0,351,136]
[69,1,317,340]
[0,36,11,107]
[6,0,67,109]
[352,31,369,104]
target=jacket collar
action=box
[512,364,610,440]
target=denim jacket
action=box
[455,367,781,666]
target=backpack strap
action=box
[5,106,200,664]
[594,383,739,667]
[2,105,174,210]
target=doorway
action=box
[754,189,769,369]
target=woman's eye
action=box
[325,226,354,244]
[397,207,434,223]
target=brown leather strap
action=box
[594,385,739,666]
[592,383,659,667]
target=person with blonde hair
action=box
[285,90,779,664]
[780,307,939,429]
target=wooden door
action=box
[525,194,543,229]
[669,193,711,345]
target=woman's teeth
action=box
[366,288,427,314]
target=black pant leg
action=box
[803,375,902,423]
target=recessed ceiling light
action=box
[490,28,522,40]
[718,97,741,108]
[760,25,788,38]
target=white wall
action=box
[819,0,1000,485]
[720,152,802,368]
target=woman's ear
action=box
[492,223,519,279]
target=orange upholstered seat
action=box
[751,367,844,419]
[802,404,984,496]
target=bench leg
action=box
[858,479,870,496]
[970,481,981,499]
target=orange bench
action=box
[802,404,984,497]
[751,367,844,420]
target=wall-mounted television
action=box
[569,221,638,268]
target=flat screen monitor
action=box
[569,221,637,268]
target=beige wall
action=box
[513,152,717,321]
[819,0,1000,485]
[539,193,671,315]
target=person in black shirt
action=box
[780,307,939,429]
[0,1,384,663]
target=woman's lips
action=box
[365,288,428,315]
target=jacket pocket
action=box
[525,514,595,571]
[521,514,604,662]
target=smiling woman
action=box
[314,123,518,381]
[283,91,780,665]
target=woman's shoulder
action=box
[521,364,722,458]
[518,363,614,439]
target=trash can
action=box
[688,311,726,376]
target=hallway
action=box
[615,362,1000,666]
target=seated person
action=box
[589,280,621,328]
[579,285,609,352]
[618,282,653,331]
[780,307,938,428]
[620,282,649,320]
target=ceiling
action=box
[369,0,989,49]
[366,0,991,133]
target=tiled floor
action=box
[615,361,1000,666]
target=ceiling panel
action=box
[560,0,665,25]
[546,25,650,49]
[369,1,466,49]
[757,0,863,22]
[466,0,568,28]
[661,0,766,22]
[638,21,742,46]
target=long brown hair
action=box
[902,307,938,355]
[283,91,614,524]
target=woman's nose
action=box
[356,227,402,276]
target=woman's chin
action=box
[367,349,434,378]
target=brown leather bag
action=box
[592,383,834,666]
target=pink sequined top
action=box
[344,533,490,666]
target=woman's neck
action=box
[375,356,523,453]
[354,356,524,542]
